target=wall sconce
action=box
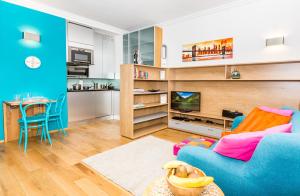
[266,36,284,47]
[22,32,41,43]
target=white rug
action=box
[82,136,175,196]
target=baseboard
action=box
[0,140,4,143]
[96,115,120,120]
[113,115,120,120]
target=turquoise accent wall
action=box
[0,1,68,140]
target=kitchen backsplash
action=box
[68,78,120,90]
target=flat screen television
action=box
[171,91,201,112]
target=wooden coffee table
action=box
[144,177,224,196]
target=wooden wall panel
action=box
[228,62,300,80]
[169,66,225,80]
[172,81,300,116]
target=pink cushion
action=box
[213,123,292,161]
[259,106,293,117]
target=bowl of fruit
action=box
[163,161,214,196]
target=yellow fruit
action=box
[194,169,205,177]
[163,160,188,170]
[175,165,188,178]
[188,172,200,178]
[185,165,194,174]
[168,175,214,188]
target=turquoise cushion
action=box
[231,115,246,130]
[281,106,300,133]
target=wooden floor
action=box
[0,118,198,196]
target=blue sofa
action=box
[177,108,300,196]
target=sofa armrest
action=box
[246,133,300,195]
[231,115,246,130]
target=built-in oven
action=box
[68,46,94,65]
[67,62,89,78]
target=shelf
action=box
[169,110,233,122]
[134,123,168,138]
[134,103,168,110]
[134,79,168,81]
[134,91,168,95]
[169,79,300,81]
[134,64,166,69]
[167,60,300,69]
[225,79,300,81]
[134,112,168,124]
[169,79,228,81]
[140,41,154,46]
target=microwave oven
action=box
[68,46,94,65]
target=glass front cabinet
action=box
[123,26,162,67]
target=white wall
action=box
[160,0,300,67]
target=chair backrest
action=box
[19,102,52,122]
[54,93,66,114]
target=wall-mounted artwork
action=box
[182,38,233,62]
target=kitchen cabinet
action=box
[89,33,116,79]
[140,27,155,65]
[68,91,115,122]
[123,26,162,67]
[129,31,138,64]
[102,37,116,79]
[112,91,120,119]
[68,22,94,47]
[68,92,97,122]
[89,33,103,78]
[95,91,112,117]
[123,34,129,65]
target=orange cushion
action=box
[222,107,291,137]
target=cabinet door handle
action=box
[162,45,167,59]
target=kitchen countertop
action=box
[67,89,119,92]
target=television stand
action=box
[168,110,234,138]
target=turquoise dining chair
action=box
[18,102,52,152]
[49,93,67,136]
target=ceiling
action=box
[30,0,239,31]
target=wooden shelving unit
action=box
[120,64,168,139]
[121,61,300,139]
